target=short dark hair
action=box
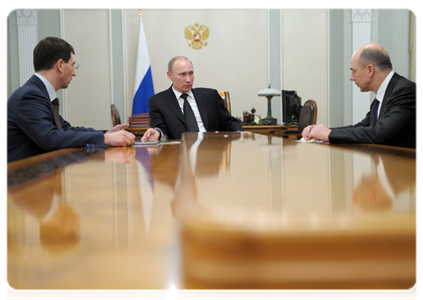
[359,47,392,71]
[33,37,75,72]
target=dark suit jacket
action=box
[148,86,243,139]
[329,73,416,148]
[8,75,105,163]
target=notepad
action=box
[299,138,323,143]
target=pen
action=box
[160,141,181,145]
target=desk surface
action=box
[7,132,415,289]
[126,125,288,136]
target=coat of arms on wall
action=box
[185,23,209,50]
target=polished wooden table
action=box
[241,124,288,135]
[126,125,289,136]
[7,132,415,290]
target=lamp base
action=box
[262,116,277,125]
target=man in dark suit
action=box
[302,43,415,148]
[141,56,242,141]
[8,37,135,163]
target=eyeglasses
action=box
[73,62,80,70]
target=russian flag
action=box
[132,12,154,115]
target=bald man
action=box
[302,43,415,148]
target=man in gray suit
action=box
[302,43,415,148]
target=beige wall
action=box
[124,9,269,120]
[59,9,328,129]
[8,9,414,138]
[282,9,328,126]
[62,9,113,130]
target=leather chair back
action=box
[298,100,317,131]
[218,91,231,114]
[111,104,121,127]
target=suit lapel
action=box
[162,86,185,123]
[192,88,208,128]
[379,72,399,118]
[160,86,209,129]
[30,75,50,101]
[30,75,59,127]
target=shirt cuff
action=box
[154,127,167,141]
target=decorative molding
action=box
[16,9,38,85]
[16,9,38,26]
[351,9,372,23]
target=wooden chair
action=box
[218,91,231,114]
[272,99,317,139]
[111,104,121,127]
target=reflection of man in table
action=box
[130,132,241,219]
[170,132,242,217]
[148,133,241,186]
[353,153,415,211]
[104,146,136,163]
[8,165,80,251]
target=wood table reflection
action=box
[7,133,415,289]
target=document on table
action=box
[298,138,325,143]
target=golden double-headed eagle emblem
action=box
[185,23,209,50]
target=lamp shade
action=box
[258,88,281,97]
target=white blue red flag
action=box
[132,13,154,115]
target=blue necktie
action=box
[373,98,380,126]
[181,94,199,132]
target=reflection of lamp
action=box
[258,85,281,125]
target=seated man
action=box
[302,43,415,149]
[141,56,243,141]
[8,37,135,163]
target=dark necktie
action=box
[52,98,62,130]
[181,93,199,132]
[373,98,380,126]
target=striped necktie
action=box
[181,93,199,132]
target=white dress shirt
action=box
[375,70,394,119]
[172,88,206,133]
[34,73,57,103]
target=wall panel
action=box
[124,9,269,121]
[282,9,328,126]
[62,9,112,129]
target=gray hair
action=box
[359,48,392,71]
